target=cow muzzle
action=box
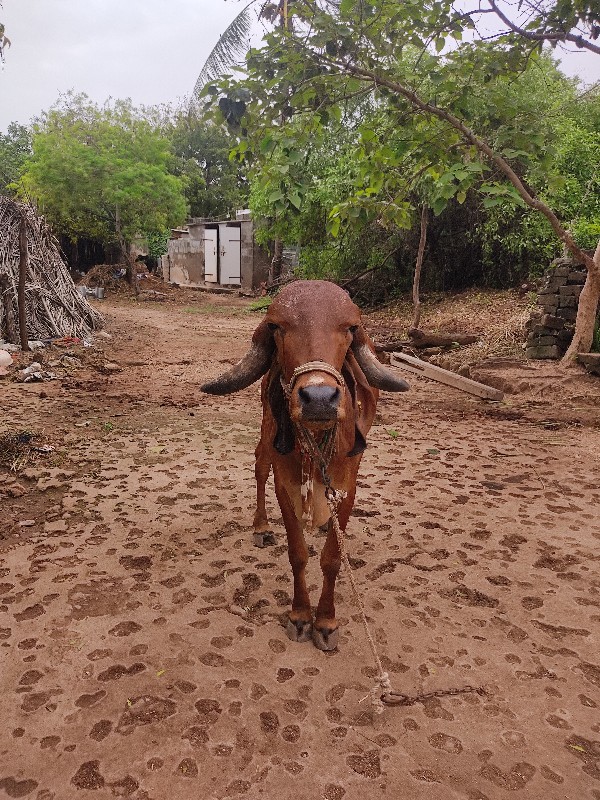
[298,384,340,422]
[282,361,345,429]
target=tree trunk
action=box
[115,203,139,297]
[124,248,140,298]
[412,205,429,330]
[270,238,284,283]
[18,213,30,351]
[562,239,600,362]
[70,238,79,270]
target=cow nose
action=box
[298,385,340,420]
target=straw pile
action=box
[0,197,103,343]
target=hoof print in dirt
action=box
[286,619,313,643]
[253,532,277,548]
[312,627,339,651]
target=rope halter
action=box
[280,360,345,399]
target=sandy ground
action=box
[1,290,600,800]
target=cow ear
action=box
[268,371,295,455]
[342,360,368,457]
[348,426,367,457]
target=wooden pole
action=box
[18,213,30,351]
[391,352,504,401]
[0,273,18,344]
[412,204,429,330]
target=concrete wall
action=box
[163,237,204,286]
[163,216,272,290]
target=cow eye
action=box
[267,322,279,332]
[349,325,359,334]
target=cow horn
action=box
[352,327,410,392]
[201,320,274,395]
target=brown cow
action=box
[201,280,408,650]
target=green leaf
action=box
[432,196,448,216]
[260,135,275,154]
[328,216,341,238]
[482,196,504,209]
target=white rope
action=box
[296,420,395,714]
[325,488,392,714]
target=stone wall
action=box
[525,258,586,359]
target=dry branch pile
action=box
[81,263,129,292]
[0,197,103,344]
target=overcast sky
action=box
[0,0,250,131]
[0,0,599,133]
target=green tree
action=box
[477,90,600,280]
[19,93,188,256]
[0,123,31,195]
[208,0,600,359]
[167,110,247,218]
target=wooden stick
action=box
[390,352,504,401]
[0,272,18,343]
[18,213,30,351]
[412,205,428,329]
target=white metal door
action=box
[203,229,218,283]
[219,225,241,285]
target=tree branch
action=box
[486,0,600,56]
[322,55,595,273]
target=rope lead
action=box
[325,486,395,714]
[293,389,400,714]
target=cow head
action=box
[201,281,409,450]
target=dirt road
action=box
[2,292,600,800]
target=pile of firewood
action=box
[0,197,103,345]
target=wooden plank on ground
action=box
[390,352,504,401]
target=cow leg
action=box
[274,481,312,642]
[252,439,276,548]
[313,494,353,651]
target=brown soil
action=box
[1,289,600,800]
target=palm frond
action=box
[194,3,255,96]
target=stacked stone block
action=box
[525,258,586,359]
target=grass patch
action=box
[247,296,272,312]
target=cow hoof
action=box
[286,619,312,643]
[312,627,339,651]
[253,532,276,548]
